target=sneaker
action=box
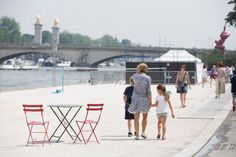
[233,106,236,112]
[134,131,137,136]
[141,133,147,139]
[157,134,161,139]
[135,136,139,140]
[128,132,132,137]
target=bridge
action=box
[0,44,217,67]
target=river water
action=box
[0,68,90,91]
[0,67,126,92]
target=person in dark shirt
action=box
[123,77,135,137]
[231,70,236,111]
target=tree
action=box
[59,31,72,44]
[225,0,236,26]
[42,30,51,44]
[121,39,132,46]
[0,16,21,43]
[21,34,33,44]
[95,34,120,46]
[201,49,224,66]
[71,33,92,45]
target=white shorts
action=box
[156,113,167,118]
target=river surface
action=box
[0,68,90,91]
[0,67,126,92]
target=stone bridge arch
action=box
[0,51,50,63]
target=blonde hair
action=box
[157,84,169,101]
[137,63,148,73]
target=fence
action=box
[0,67,197,92]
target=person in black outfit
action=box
[231,70,236,111]
[123,77,135,137]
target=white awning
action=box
[154,50,202,63]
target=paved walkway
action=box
[194,111,236,157]
[0,84,233,157]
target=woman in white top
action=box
[152,84,175,140]
[202,65,208,87]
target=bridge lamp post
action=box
[51,19,60,87]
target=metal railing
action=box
[0,67,197,92]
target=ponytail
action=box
[157,84,170,101]
[163,91,169,101]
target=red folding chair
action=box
[74,104,104,144]
[22,104,50,146]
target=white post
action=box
[51,20,60,87]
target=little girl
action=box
[152,84,175,140]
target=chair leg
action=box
[27,125,34,146]
[74,122,86,144]
[43,123,50,146]
[87,123,99,144]
[45,123,50,144]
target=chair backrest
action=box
[84,104,104,123]
[22,104,45,124]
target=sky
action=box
[0,0,235,50]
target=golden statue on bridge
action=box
[35,15,42,24]
[53,19,60,27]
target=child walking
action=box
[152,84,175,140]
[123,77,135,137]
[230,70,236,111]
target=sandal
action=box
[135,136,139,140]
[141,133,147,139]
[157,134,161,139]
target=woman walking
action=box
[128,63,152,140]
[175,64,191,108]
[202,65,208,87]
[215,62,226,98]
[210,65,217,88]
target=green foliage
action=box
[226,0,236,26]
[0,16,21,43]
[200,49,224,66]
[71,33,92,45]
[59,31,72,44]
[42,30,51,44]
[201,49,236,66]
[0,16,133,47]
[121,39,132,46]
[21,34,33,44]
[95,34,120,47]
[223,55,236,66]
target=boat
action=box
[0,58,39,70]
[20,60,39,70]
[0,59,20,70]
[56,61,72,67]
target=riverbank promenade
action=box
[0,83,233,157]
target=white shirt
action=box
[156,95,168,113]
[202,68,208,78]
[229,67,233,75]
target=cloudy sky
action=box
[0,0,235,49]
